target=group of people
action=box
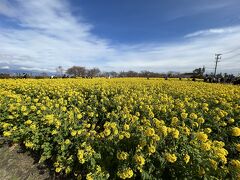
[203,75,240,85]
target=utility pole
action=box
[214,54,221,77]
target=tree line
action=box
[63,66,208,78]
[0,66,239,85]
[65,66,176,78]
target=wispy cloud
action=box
[164,0,234,22]
[0,66,10,69]
[0,0,115,70]
[0,0,239,74]
[184,27,239,38]
[106,25,240,73]
[19,66,50,72]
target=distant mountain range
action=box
[0,68,56,76]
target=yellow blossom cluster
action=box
[0,78,239,179]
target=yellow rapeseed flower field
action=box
[0,78,239,179]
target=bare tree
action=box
[193,67,205,78]
[66,66,86,77]
[56,66,64,76]
[109,71,118,77]
[87,68,101,77]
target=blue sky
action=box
[0,0,240,73]
[75,0,240,43]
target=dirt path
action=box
[0,143,51,180]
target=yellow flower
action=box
[55,167,62,173]
[189,113,198,120]
[3,131,11,137]
[65,166,71,174]
[145,128,155,137]
[182,127,190,136]
[61,106,67,112]
[236,144,240,152]
[181,112,188,119]
[24,120,32,125]
[196,132,208,142]
[30,124,37,131]
[159,126,168,137]
[213,141,225,147]
[77,149,85,164]
[103,128,111,137]
[96,165,102,173]
[2,123,11,129]
[25,141,34,148]
[216,148,228,156]
[40,106,46,111]
[117,151,129,160]
[51,129,58,135]
[218,155,227,165]
[184,154,190,164]
[55,120,61,129]
[198,167,205,176]
[71,130,77,136]
[110,122,117,129]
[138,126,143,131]
[152,134,160,141]
[123,124,130,131]
[21,106,27,112]
[172,129,180,139]
[202,103,208,107]
[230,159,240,168]
[134,154,145,166]
[37,110,41,115]
[192,122,199,128]
[88,112,94,117]
[214,116,221,121]
[113,129,119,135]
[232,127,240,137]
[202,107,209,111]
[197,117,205,124]
[119,134,124,140]
[45,114,54,125]
[171,117,178,126]
[201,142,211,151]
[126,168,134,179]
[124,132,131,138]
[148,145,156,154]
[165,153,177,163]
[65,139,71,145]
[228,118,234,124]
[209,159,217,170]
[86,173,94,180]
[8,115,14,119]
[86,124,91,128]
[117,168,134,179]
[204,128,212,134]
[30,105,36,111]
[77,114,82,119]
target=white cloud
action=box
[0,0,239,74]
[0,0,115,70]
[164,0,235,22]
[106,26,240,73]
[184,27,239,38]
[0,0,17,17]
[19,66,50,72]
[0,66,10,69]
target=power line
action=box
[223,52,240,60]
[222,47,240,55]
